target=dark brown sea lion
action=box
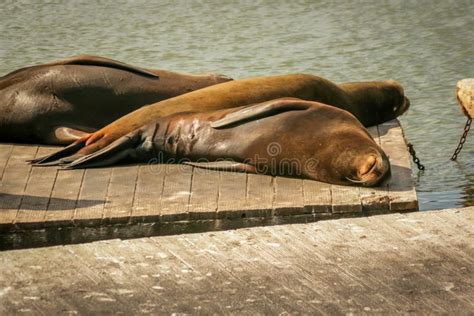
[0,55,232,144]
[39,98,390,187]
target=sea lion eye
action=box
[393,106,398,112]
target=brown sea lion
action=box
[38,98,390,187]
[32,73,409,165]
[0,55,232,144]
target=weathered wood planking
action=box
[188,167,219,220]
[160,164,193,222]
[378,120,418,211]
[73,168,111,225]
[102,165,139,224]
[44,169,84,226]
[0,120,417,236]
[14,147,58,228]
[0,207,472,314]
[0,145,37,230]
[0,143,13,184]
[130,164,165,223]
[360,126,390,212]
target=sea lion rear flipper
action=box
[210,98,309,129]
[183,161,257,173]
[44,54,159,78]
[29,141,86,165]
[62,133,144,169]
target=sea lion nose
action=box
[347,151,390,187]
[358,154,377,177]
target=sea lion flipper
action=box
[211,98,308,129]
[44,54,159,78]
[183,161,257,173]
[29,141,86,165]
[64,134,141,169]
[50,127,91,145]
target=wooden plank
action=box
[14,147,59,228]
[360,125,390,212]
[378,120,418,211]
[0,143,13,184]
[331,184,361,213]
[188,167,219,220]
[131,164,165,223]
[303,180,331,213]
[44,169,85,226]
[0,145,38,229]
[160,164,193,222]
[102,165,139,224]
[216,171,247,218]
[273,176,304,216]
[245,173,273,217]
[1,208,473,314]
[73,168,111,225]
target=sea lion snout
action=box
[350,151,390,187]
[393,96,410,117]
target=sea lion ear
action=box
[44,54,159,78]
[210,98,310,129]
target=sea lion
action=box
[0,55,232,144]
[37,98,390,187]
[32,73,409,164]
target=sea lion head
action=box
[296,106,391,186]
[330,141,390,186]
[379,80,410,119]
[340,79,410,126]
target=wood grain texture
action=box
[160,164,193,222]
[0,143,13,184]
[44,169,85,227]
[0,145,37,229]
[378,120,418,211]
[0,207,472,314]
[360,126,390,212]
[15,147,59,228]
[73,168,111,225]
[131,164,165,223]
[188,167,219,220]
[217,171,247,218]
[102,165,139,224]
[273,176,304,216]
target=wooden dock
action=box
[0,207,472,314]
[0,119,418,249]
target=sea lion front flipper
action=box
[44,54,159,78]
[210,98,309,129]
[48,127,92,145]
[183,161,257,173]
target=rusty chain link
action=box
[407,143,425,171]
[451,117,472,161]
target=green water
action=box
[1,0,473,210]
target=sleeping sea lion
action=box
[37,98,390,187]
[32,73,409,165]
[0,55,232,144]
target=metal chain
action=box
[407,143,425,171]
[451,117,472,161]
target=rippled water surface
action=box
[1,1,473,210]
